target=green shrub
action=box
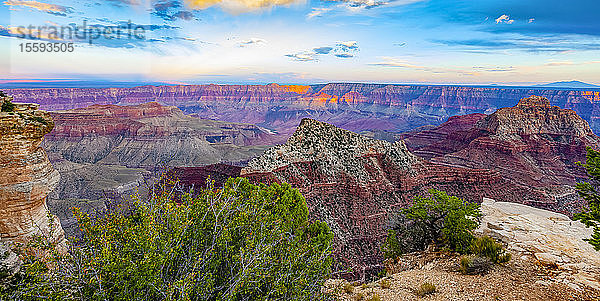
[3,177,334,300]
[343,282,355,294]
[574,147,600,251]
[415,282,436,296]
[0,91,6,97]
[366,293,381,301]
[382,189,481,258]
[28,116,48,125]
[1,97,15,113]
[379,278,391,289]
[469,236,511,264]
[459,255,492,275]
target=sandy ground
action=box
[325,251,600,301]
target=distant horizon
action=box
[1,79,599,90]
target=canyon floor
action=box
[327,251,600,301]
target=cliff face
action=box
[43,102,277,168]
[7,83,600,135]
[0,97,65,249]
[240,118,526,278]
[41,102,277,234]
[402,96,600,214]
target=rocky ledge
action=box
[478,198,600,290]
[0,97,65,253]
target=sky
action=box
[0,0,599,85]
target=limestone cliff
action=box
[0,97,65,251]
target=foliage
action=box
[574,147,600,251]
[2,177,334,300]
[415,282,436,296]
[0,91,6,97]
[459,255,492,275]
[382,189,481,258]
[29,116,48,125]
[469,236,511,264]
[343,282,354,294]
[1,97,14,112]
[365,293,381,301]
[379,279,391,289]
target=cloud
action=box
[472,66,515,72]
[183,0,303,13]
[433,37,600,54]
[153,1,197,21]
[337,40,359,51]
[528,18,535,23]
[285,52,317,61]
[3,0,72,16]
[323,0,422,12]
[240,38,266,47]
[369,57,480,76]
[306,7,331,19]
[416,1,600,37]
[286,42,359,62]
[369,57,426,69]
[313,46,333,54]
[495,14,514,24]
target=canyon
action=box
[151,96,600,278]
[401,96,600,215]
[6,84,600,136]
[238,118,527,278]
[40,102,277,235]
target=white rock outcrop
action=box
[477,198,600,290]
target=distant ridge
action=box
[534,80,600,89]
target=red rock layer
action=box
[6,83,600,135]
[402,96,600,214]
[0,98,65,249]
[238,118,526,279]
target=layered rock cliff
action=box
[402,96,600,214]
[41,102,277,235]
[0,97,65,251]
[240,118,526,278]
[7,83,600,135]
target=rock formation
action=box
[0,97,65,252]
[477,198,600,290]
[40,102,277,236]
[6,83,600,135]
[167,163,242,190]
[44,102,278,168]
[402,96,600,214]
[240,118,526,278]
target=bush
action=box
[469,236,511,264]
[0,91,6,97]
[575,147,600,251]
[459,255,492,275]
[415,282,436,296]
[343,282,355,294]
[379,278,391,289]
[2,177,334,300]
[382,189,481,258]
[366,293,381,301]
[1,97,15,113]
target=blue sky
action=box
[0,0,599,85]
